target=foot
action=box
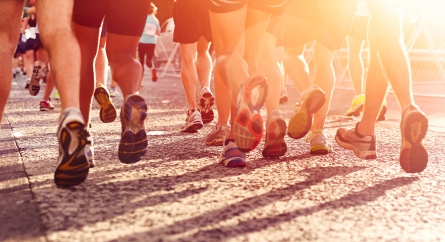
[377,99,388,122]
[94,84,117,123]
[199,87,215,124]
[118,94,148,164]
[288,85,326,140]
[205,124,230,146]
[218,139,247,167]
[39,100,55,111]
[262,110,287,158]
[151,68,158,82]
[400,105,428,173]
[234,74,268,152]
[307,129,332,155]
[335,122,376,159]
[54,108,90,186]
[279,89,288,104]
[181,109,203,133]
[346,94,365,117]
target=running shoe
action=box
[54,108,90,186]
[346,93,365,117]
[85,134,95,168]
[94,84,117,123]
[262,110,287,158]
[306,129,332,155]
[54,91,60,100]
[234,74,268,152]
[109,88,119,97]
[118,94,148,164]
[335,122,377,159]
[39,100,55,111]
[151,68,158,82]
[29,62,45,96]
[205,124,230,146]
[399,104,428,173]
[199,87,215,124]
[218,139,246,167]
[288,85,326,140]
[25,80,30,89]
[279,89,289,104]
[181,109,203,133]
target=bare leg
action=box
[311,42,335,130]
[96,36,108,87]
[195,36,212,88]
[347,35,365,95]
[0,0,24,119]
[25,49,34,80]
[36,0,81,111]
[179,42,199,110]
[106,33,141,97]
[258,31,282,114]
[72,23,100,128]
[283,44,312,92]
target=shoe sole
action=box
[200,92,215,124]
[181,122,203,133]
[28,65,42,96]
[218,157,247,167]
[310,145,330,155]
[54,121,89,186]
[119,95,148,164]
[94,87,117,123]
[234,75,268,152]
[262,117,287,158]
[288,89,326,140]
[335,132,377,159]
[400,111,428,173]
[205,139,224,146]
[346,103,364,117]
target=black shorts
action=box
[25,38,38,51]
[72,0,150,37]
[173,0,212,43]
[278,0,357,51]
[14,37,26,58]
[208,0,287,14]
[348,15,369,41]
[100,19,107,38]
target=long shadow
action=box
[177,176,419,241]
[114,166,366,240]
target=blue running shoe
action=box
[119,94,148,164]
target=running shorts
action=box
[72,0,150,37]
[208,0,287,14]
[35,34,44,48]
[173,0,212,43]
[25,38,38,51]
[348,15,369,41]
[276,0,357,51]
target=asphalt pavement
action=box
[1,72,445,242]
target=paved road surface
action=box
[1,73,445,241]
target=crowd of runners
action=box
[0,0,429,187]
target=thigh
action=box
[106,0,149,37]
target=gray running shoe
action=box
[205,124,230,146]
[181,109,203,133]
